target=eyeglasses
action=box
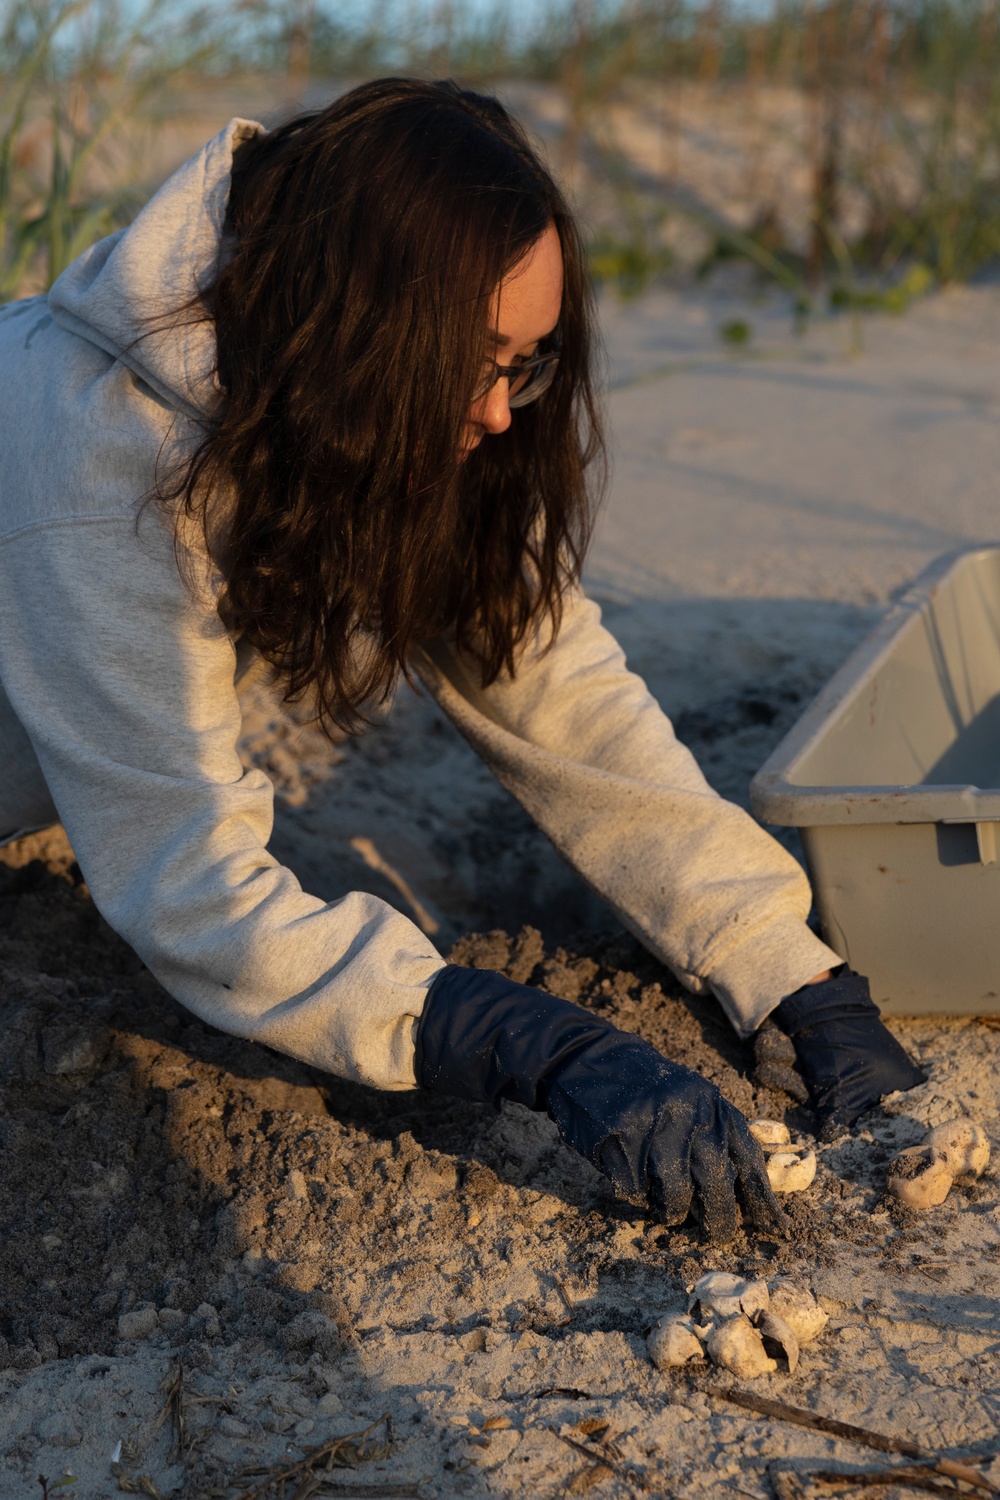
[474,339,560,409]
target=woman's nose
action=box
[478,377,512,435]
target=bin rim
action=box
[750,545,1000,828]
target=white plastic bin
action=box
[750,546,1000,1015]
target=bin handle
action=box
[942,818,1000,865]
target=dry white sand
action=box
[4,283,1000,1499]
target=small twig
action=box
[709,1386,918,1455]
[228,1414,393,1500]
[528,1387,596,1401]
[112,1475,162,1499]
[290,1477,320,1500]
[709,1389,997,1496]
[155,1356,190,1464]
[554,1278,576,1314]
[807,1466,976,1495]
[296,1487,422,1497]
[554,1433,611,1463]
[551,1428,649,1494]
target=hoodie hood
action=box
[48,117,263,422]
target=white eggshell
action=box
[749,1119,792,1150]
[768,1281,829,1345]
[766,1150,817,1193]
[687,1271,769,1322]
[687,1271,746,1320]
[925,1119,990,1181]
[759,1310,800,1374]
[737,1278,771,1321]
[706,1314,777,1379]
[886,1146,954,1209]
[647,1314,706,1370]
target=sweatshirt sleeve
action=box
[0,511,444,1090]
[413,591,841,1036]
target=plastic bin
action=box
[750,546,1000,1016]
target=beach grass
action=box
[2,0,1000,305]
[0,0,235,299]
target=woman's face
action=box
[461,222,564,458]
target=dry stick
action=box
[300,1488,423,1498]
[807,1467,977,1496]
[529,1386,595,1401]
[708,1388,998,1496]
[229,1415,393,1500]
[156,1356,190,1465]
[551,1429,648,1494]
[113,1476,162,1499]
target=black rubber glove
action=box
[416,965,786,1243]
[760,968,926,1136]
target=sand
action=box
[6,190,1000,1497]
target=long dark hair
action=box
[172,77,605,734]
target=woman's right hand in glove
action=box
[415,965,786,1244]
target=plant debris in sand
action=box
[2,837,1000,1497]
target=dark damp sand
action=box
[1,829,998,1498]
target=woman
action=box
[0,79,922,1242]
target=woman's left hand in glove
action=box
[754,967,926,1135]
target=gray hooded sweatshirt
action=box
[0,119,840,1091]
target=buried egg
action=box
[647,1314,706,1370]
[705,1314,777,1379]
[886,1146,953,1209]
[749,1119,791,1151]
[766,1150,817,1193]
[688,1271,769,1322]
[925,1118,990,1182]
[768,1281,829,1345]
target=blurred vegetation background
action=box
[3,0,1000,309]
